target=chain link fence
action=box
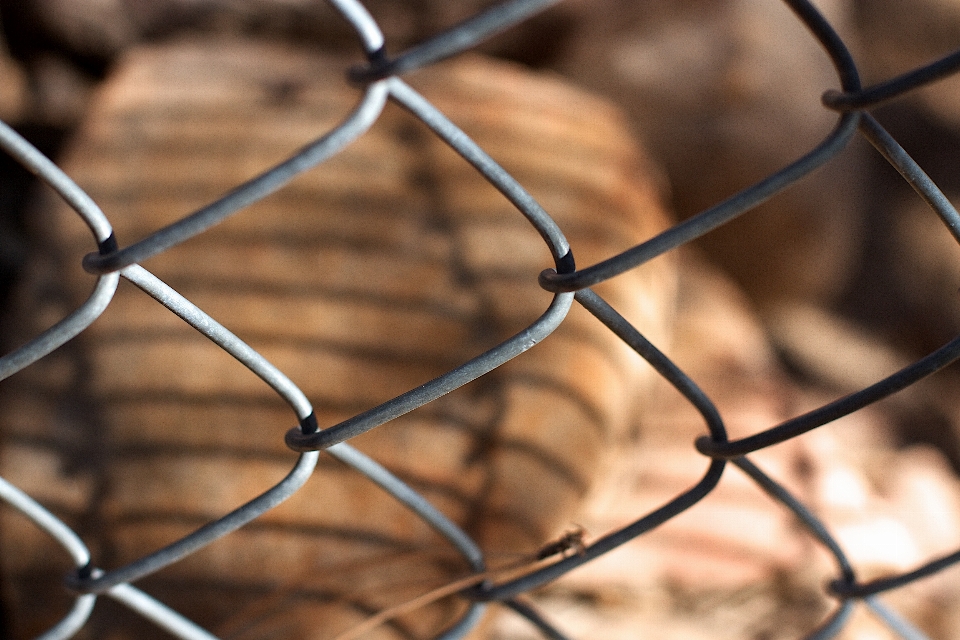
[1,0,960,638]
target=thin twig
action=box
[331,528,587,640]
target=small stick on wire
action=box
[532,524,587,560]
[331,527,588,640]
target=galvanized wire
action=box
[1,0,960,638]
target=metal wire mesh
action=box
[1,0,959,638]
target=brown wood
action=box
[0,40,675,639]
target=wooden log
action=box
[0,40,675,639]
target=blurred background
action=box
[4,2,960,637]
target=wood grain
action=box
[0,40,674,639]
